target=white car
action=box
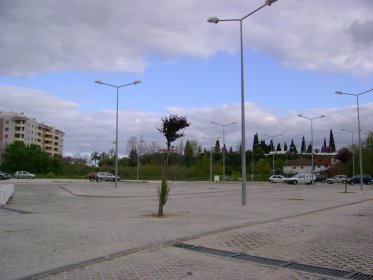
[284,173,315,185]
[14,171,36,179]
[269,175,286,183]
[326,175,346,184]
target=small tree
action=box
[336,147,353,193]
[157,115,190,216]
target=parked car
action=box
[0,171,11,180]
[347,175,372,185]
[315,175,328,183]
[269,175,286,183]
[96,172,120,182]
[284,173,316,185]
[88,172,97,181]
[14,171,36,179]
[326,175,347,184]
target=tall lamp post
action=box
[208,0,278,205]
[211,121,236,181]
[95,79,141,189]
[263,134,282,175]
[203,136,221,182]
[341,128,359,176]
[298,114,325,184]
[335,88,373,190]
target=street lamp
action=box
[263,134,282,175]
[298,114,325,184]
[341,128,359,176]
[335,88,373,190]
[211,121,236,181]
[203,136,221,182]
[208,0,278,205]
[95,79,141,189]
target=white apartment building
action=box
[0,112,64,160]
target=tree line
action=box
[1,130,372,180]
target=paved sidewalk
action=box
[0,180,372,279]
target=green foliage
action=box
[157,115,190,148]
[128,147,138,167]
[1,142,61,173]
[254,160,272,180]
[214,140,221,154]
[157,179,170,206]
[184,140,194,166]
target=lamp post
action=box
[335,88,373,190]
[298,114,325,184]
[211,121,236,181]
[208,0,278,205]
[95,79,141,189]
[263,134,282,175]
[203,136,221,182]
[341,128,359,176]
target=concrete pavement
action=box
[0,179,372,279]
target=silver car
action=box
[326,175,346,184]
[269,175,286,183]
[96,172,120,182]
[15,171,36,179]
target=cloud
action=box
[1,86,373,156]
[1,0,372,77]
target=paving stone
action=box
[0,180,372,279]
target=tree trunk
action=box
[157,158,168,217]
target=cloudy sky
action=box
[1,0,373,156]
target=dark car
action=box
[88,172,97,181]
[315,175,328,183]
[347,175,372,185]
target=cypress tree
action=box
[301,136,306,154]
[253,133,260,148]
[307,143,312,153]
[290,139,298,154]
[329,129,336,152]
[284,142,288,151]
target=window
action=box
[5,127,9,131]
[4,134,8,138]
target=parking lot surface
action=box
[0,179,372,279]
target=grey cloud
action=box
[347,20,373,44]
[1,0,373,77]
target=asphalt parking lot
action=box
[0,179,372,280]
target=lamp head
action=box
[320,115,326,118]
[335,90,343,95]
[297,114,303,118]
[133,80,141,85]
[266,0,278,6]
[207,17,219,24]
[95,80,103,85]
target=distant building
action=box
[284,156,338,176]
[0,111,64,161]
